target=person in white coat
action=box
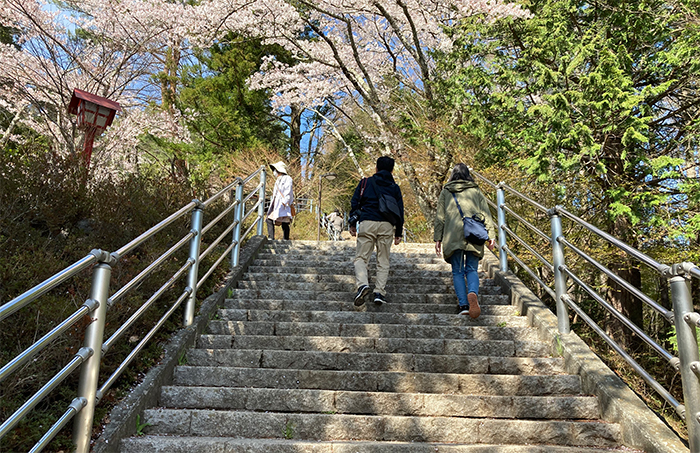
[266,161,294,240]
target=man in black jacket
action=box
[349,156,405,306]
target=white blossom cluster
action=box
[0,0,529,175]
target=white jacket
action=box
[267,174,294,222]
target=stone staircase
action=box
[121,240,640,452]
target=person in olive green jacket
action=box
[434,164,496,318]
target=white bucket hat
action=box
[269,161,288,174]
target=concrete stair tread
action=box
[194,334,550,357]
[121,436,641,453]
[184,348,564,374]
[206,321,541,341]
[230,290,508,302]
[159,386,600,419]
[222,300,515,312]
[140,408,623,447]
[241,272,496,284]
[171,367,583,395]
[235,282,504,295]
[216,308,528,327]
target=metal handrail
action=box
[502,224,554,271]
[476,171,699,451]
[558,237,674,321]
[114,201,197,258]
[561,266,676,364]
[0,254,97,322]
[502,204,551,242]
[561,294,683,415]
[502,245,556,300]
[556,206,670,275]
[0,166,267,453]
[108,232,195,307]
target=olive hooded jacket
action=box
[433,179,496,262]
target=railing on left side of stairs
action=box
[472,169,700,453]
[0,166,267,453]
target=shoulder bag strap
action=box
[451,192,466,220]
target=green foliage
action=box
[135,414,152,436]
[0,145,219,452]
[437,0,700,247]
[178,34,288,169]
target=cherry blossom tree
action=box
[218,0,532,217]
[0,0,199,175]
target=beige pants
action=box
[354,220,395,296]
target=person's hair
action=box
[448,163,474,182]
[376,156,395,173]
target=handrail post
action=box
[183,200,204,327]
[671,271,700,452]
[496,183,508,273]
[232,181,244,267]
[549,207,570,334]
[72,251,112,453]
[257,168,267,236]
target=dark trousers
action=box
[266,219,290,240]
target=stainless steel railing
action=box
[0,166,267,453]
[472,170,700,453]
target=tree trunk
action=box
[605,215,644,351]
[290,104,302,166]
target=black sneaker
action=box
[354,285,370,306]
[373,293,387,305]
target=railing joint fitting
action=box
[192,199,205,210]
[689,361,700,377]
[89,249,117,266]
[670,357,682,371]
[546,206,560,217]
[676,404,686,420]
[684,312,700,327]
[69,397,87,413]
[185,286,194,295]
[83,298,100,311]
[77,346,94,360]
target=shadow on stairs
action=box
[120,240,643,453]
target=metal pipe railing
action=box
[561,294,683,414]
[556,206,670,275]
[476,170,699,451]
[558,237,674,321]
[501,224,554,272]
[0,299,97,384]
[502,245,557,300]
[108,232,195,307]
[561,266,676,365]
[0,254,96,322]
[0,166,267,453]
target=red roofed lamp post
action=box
[68,89,121,169]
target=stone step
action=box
[184,349,563,375]
[172,366,582,395]
[140,409,622,447]
[122,436,639,453]
[216,308,527,328]
[248,264,455,274]
[159,387,600,419]
[230,290,510,305]
[194,335,551,358]
[241,272,496,287]
[235,281,503,295]
[206,321,541,342]
[222,299,515,314]
[252,257,447,266]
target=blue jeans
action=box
[449,250,480,308]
